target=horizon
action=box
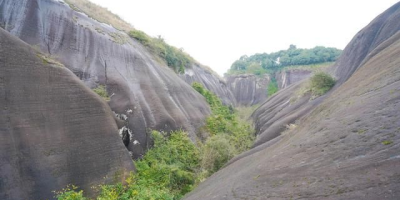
[87,0,399,76]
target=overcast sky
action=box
[89,0,399,76]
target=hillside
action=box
[183,2,400,199]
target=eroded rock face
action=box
[0,28,134,200]
[226,74,270,106]
[180,64,236,105]
[275,69,312,89]
[183,3,400,200]
[0,0,211,158]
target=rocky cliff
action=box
[0,28,134,200]
[275,68,312,89]
[226,74,270,106]
[184,2,400,200]
[0,0,211,158]
[226,69,312,106]
[180,64,236,105]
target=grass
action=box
[93,85,110,101]
[36,54,64,68]
[64,0,133,32]
[382,140,393,145]
[268,77,279,96]
[128,30,193,73]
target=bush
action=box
[200,134,235,174]
[128,30,151,45]
[55,185,87,200]
[192,82,254,160]
[309,72,335,96]
[92,85,110,101]
[128,31,193,73]
[267,78,278,96]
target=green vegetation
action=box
[382,140,393,145]
[309,72,336,96]
[64,0,133,32]
[227,45,341,75]
[192,82,255,155]
[267,77,279,96]
[93,85,110,101]
[56,84,254,200]
[128,30,192,73]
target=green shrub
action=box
[55,185,87,200]
[128,30,151,45]
[309,72,335,96]
[267,78,279,96]
[128,31,192,74]
[192,82,255,161]
[92,85,110,101]
[200,134,235,174]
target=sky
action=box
[88,0,399,76]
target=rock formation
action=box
[275,68,312,89]
[180,64,236,105]
[226,74,270,106]
[0,0,211,158]
[0,28,134,200]
[183,2,400,199]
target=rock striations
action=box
[0,28,134,200]
[0,0,212,158]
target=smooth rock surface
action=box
[0,0,211,158]
[0,28,134,200]
[180,64,235,105]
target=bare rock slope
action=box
[0,28,134,200]
[180,64,236,105]
[0,0,211,158]
[184,3,400,200]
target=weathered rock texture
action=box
[0,28,134,200]
[0,0,211,158]
[275,69,312,89]
[226,74,270,106]
[184,3,400,200]
[180,64,235,105]
[225,69,312,106]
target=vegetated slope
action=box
[183,3,400,200]
[0,0,213,158]
[0,28,134,200]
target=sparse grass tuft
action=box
[93,85,110,101]
[64,0,133,32]
[382,140,393,145]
